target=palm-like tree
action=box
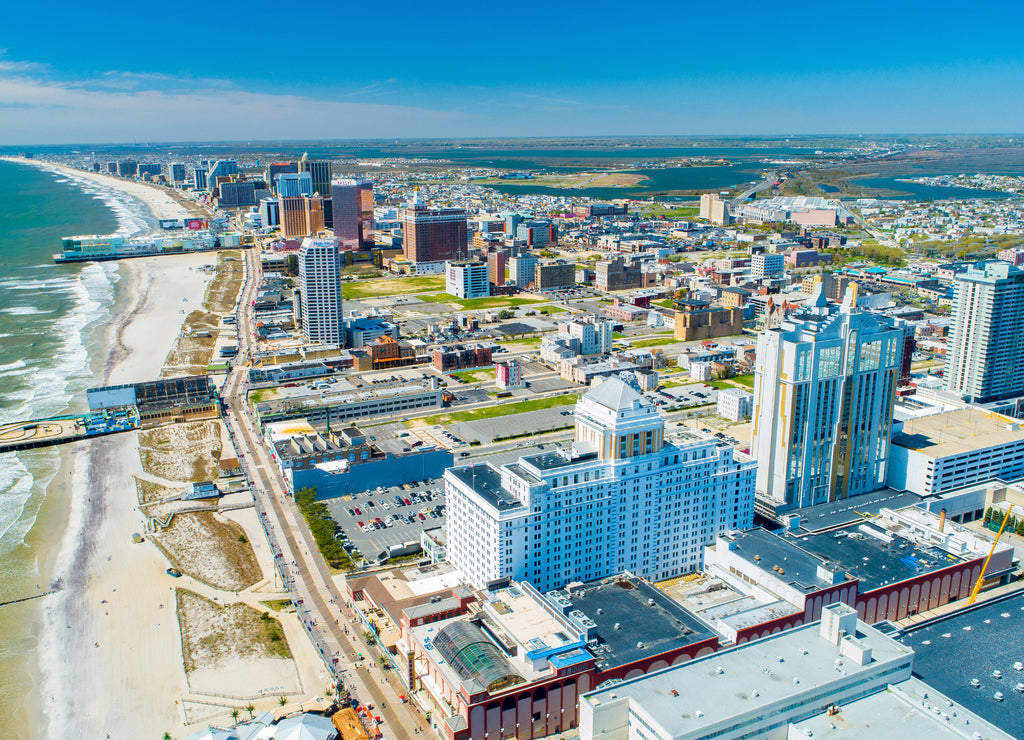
[230,708,240,726]
[278,695,287,707]
[245,703,256,720]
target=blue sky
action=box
[1,0,1023,144]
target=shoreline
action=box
[0,156,193,223]
[14,165,215,737]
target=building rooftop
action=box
[582,376,647,412]
[583,616,911,739]
[723,529,845,594]
[892,408,1024,458]
[901,591,1024,739]
[794,523,965,593]
[557,576,717,672]
[448,465,522,510]
[792,489,925,534]
[790,676,1013,739]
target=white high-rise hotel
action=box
[298,237,344,345]
[752,286,904,515]
[444,378,755,591]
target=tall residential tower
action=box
[751,286,904,515]
[298,238,344,346]
[944,261,1024,403]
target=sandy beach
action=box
[38,251,214,739]
[19,163,219,738]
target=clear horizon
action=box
[2,0,1023,145]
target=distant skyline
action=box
[2,0,1023,145]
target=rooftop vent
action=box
[670,690,679,698]
[614,623,621,630]
[637,642,645,649]
[995,692,1005,702]
[993,670,1003,679]
[752,689,759,697]
[970,678,981,688]
[695,710,704,719]
[1015,661,1024,671]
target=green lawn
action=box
[639,206,700,219]
[414,292,457,304]
[453,296,545,310]
[730,374,755,388]
[651,299,676,310]
[628,336,681,349]
[450,369,493,383]
[537,305,568,315]
[341,275,445,299]
[500,337,543,349]
[423,394,578,425]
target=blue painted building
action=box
[269,422,452,499]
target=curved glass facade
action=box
[433,621,524,693]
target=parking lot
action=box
[657,384,718,409]
[324,478,446,563]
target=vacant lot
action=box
[176,589,292,673]
[153,511,262,591]
[342,275,444,299]
[138,420,222,482]
[420,393,578,425]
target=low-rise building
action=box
[705,505,1014,629]
[495,358,524,390]
[268,422,453,498]
[252,377,443,426]
[888,408,1024,496]
[408,576,718,740]
[716,387,752,420]
[345,317,400,348]
[580,602,1012,740]
[433,344,493,373]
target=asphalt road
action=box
[222,249,429,740]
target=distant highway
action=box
[732,170,776,204]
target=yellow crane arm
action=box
[967,506,1014,606]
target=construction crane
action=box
[967,504,1016,606]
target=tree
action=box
[245,703,256,720]
[278,695,288,707]
[231,708,240,726]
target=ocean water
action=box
[0,159,153,735]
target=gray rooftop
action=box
[560,577,717,672]
[795,524,964,593]
[583,618,911,739]
[726,529,843,594]
[901,591,1024,739]
[584,376,647,412]
[792,489,925,534]
[448,465,522,511]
